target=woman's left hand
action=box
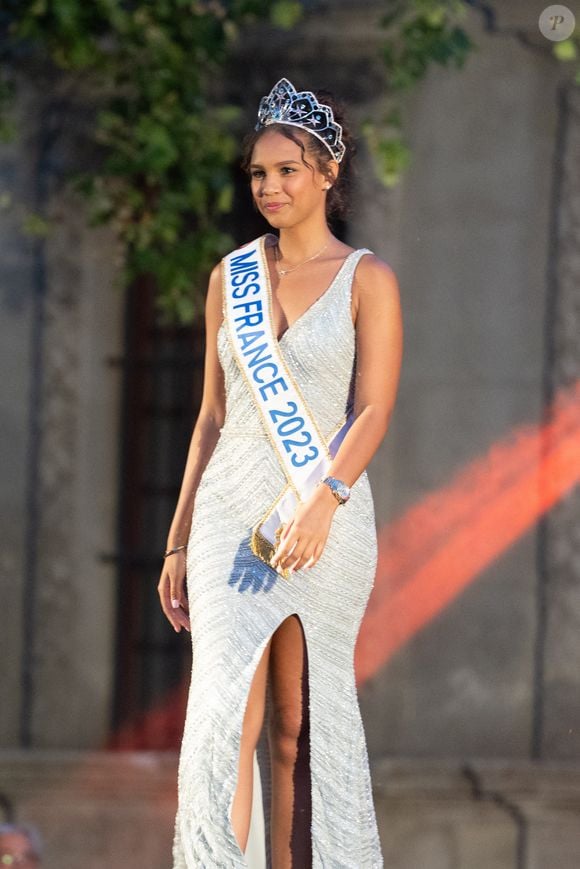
[270,483,340,574]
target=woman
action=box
[159,78,403,868]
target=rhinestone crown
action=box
[255,77,346,163]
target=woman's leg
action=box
[268,614,312,869]
[231,635,272,854]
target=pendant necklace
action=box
[274,240,330,277]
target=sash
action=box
[222,234,353,579]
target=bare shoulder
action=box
[352,253,401,324]
[354,253,400,296]
[205,260,224,328]
[208,260,223,291]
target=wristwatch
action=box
[321,476,351,505]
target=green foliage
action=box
[0,73,16,142]
[2,0,575,323]
[361,117,411,189]
[365,0,472,190]
[382,0,472,92]
[1,0,302,324]
[366,0,578,198]
[22,211,51,237]
[553,38,577,63]
[270,0,303,28]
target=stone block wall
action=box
[3,753,580,869]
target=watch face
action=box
[328,477,349,501]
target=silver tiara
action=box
[255,77,346,164]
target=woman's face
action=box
[249,129,334,229]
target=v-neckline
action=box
[262,233,359,343]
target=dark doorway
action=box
[108,274,204,749]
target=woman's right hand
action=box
[158,551,191,633]
[157,262,226,635]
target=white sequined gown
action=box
[172,238,383,868]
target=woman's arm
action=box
[271,254,403,574]
[157,263,226,632]
[323,253,403,486]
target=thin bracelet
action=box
[164,544,187,559]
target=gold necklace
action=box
[274,240,330,277]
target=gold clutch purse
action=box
[250,523,291,580]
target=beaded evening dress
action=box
[172,235,383,868]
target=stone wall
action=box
[2,752,580,869]
[0,82,124,749]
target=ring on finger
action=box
[281,547,304,568]
[273,539,297,566]
[288,551,309,572]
